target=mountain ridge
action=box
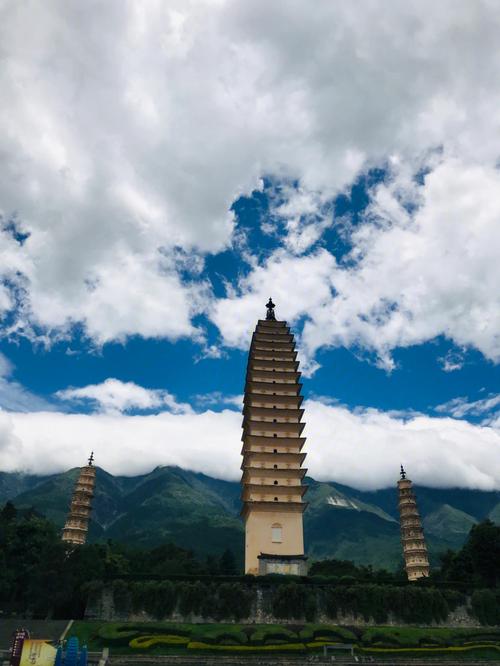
[2,465,499,570]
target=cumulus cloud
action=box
[1,399,499,491]
[213,159,500,369]
[1,1,500,350]
[56,378,193,415]
[268,185,334,255]
[211,249,337,349]
[305,400,500,491]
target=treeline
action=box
[310,520,500,590]
[1,500,499,623]
[0,501,237,618]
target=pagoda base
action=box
[258,553,308,576]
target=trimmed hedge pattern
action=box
[71,621,500,656]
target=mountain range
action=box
[1,466,499,570]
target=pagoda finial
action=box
[266,297,276,321]
[400,464,406,480]
[88,451,94,466]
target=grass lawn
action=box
[69,621,500,658]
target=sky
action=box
[0,0,499,491]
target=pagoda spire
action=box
[265,297,276,321]
[241,308,308,575]
[397,467,430,581]
[61,454,96,548]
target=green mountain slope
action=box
[489,502,500,523]
[105,466,244,555]
[302,478,401,569]
[423,504,477,541]
[3,466,499,570]
[0,471,42,502]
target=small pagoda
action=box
[397,465,430,581]
[61,453,96,547]
[241,298,308,575]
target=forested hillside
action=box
[1,466,499,569]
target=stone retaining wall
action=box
[85,584,482,627]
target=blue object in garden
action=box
[77,644,88,666]
[64,637,79,666]
[54,645,63,666]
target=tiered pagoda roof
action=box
[241,300,308,520]
[61,452,96,548]
[397,466,430,581]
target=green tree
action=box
[441,520,500,587]
[1,501,17,522]
[471,589,500,625]
[219,548,238,574]
[465,520,500,587]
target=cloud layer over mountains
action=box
[0,392,499,492]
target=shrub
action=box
[177,581,207,616]
[214,583,252,620]
[261,632,301,645]
[471,589,500,626]
[271,583,317,620]
[97,623,140,645]
[112,580,132,614]
[139,581,177,620]
[307,626,356,643]
[442,588,466,611]
[322,586,339,618]
[129,634,189,649]
[187,641,306,652]
[249,626,298,645]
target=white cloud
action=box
[56,378,193,416]
[193,392,243,409]
[0,352,12,378]
[1,2,500,347]
[305,400,500,491]
[1,399,499,491]
[0,408,242,480]
[0,285,12,316]
[211,249,337,350]
[212,159,500,369]
[270,185,334,255]
[435,393,500,423]
[438,349,466,373]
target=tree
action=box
[440,520,500,588]
[465,520,500,587]
[219,548,238,574]
[1,501,17,522]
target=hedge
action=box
[74,621,500,656]
[471,589,500,626]
[271,582,317,620]
[187,641,306,652]
[98,579,498,625]
[129,635,189,648]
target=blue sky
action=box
[1,177,499,420]
[0,1,499,489]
